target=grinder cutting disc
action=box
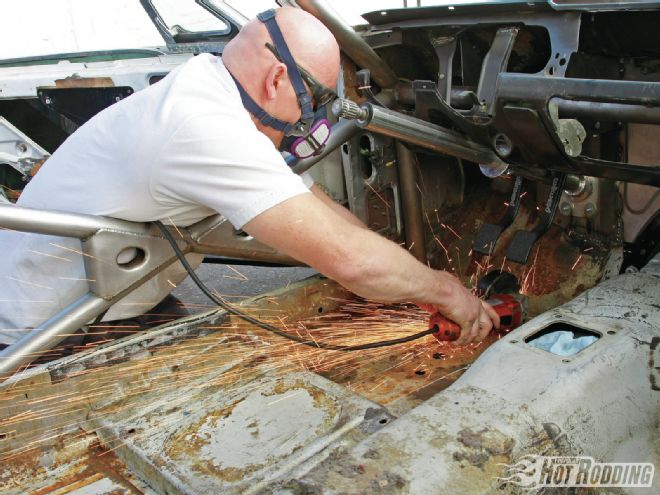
[477,270,520,299]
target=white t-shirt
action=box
[0,54,312,345]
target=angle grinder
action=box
[428,271,527,342]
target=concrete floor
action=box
[172,262,319,312]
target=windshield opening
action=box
[151,0,229,35]
[0,0,487,61]
[0,0,164,60]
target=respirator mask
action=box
[231,9,336,159]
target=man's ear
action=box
[265,63,288,100]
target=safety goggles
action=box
[264,42,337,112]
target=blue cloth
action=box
[529,330,598,356]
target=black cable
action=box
[623,182,660,215]
[155,221,436,351]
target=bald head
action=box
[223,7,340,98]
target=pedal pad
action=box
[473,223,506,256]
[505,230,539,264]
[506,172,567,264]
[473,176,525,256]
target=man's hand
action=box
[417,271,500,345]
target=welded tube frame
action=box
[0,205,171,378]
[356,102,508,169]
[0,204,293,380]
[0,203,148,238]
[395,142,426,262]
[0,295,113,378]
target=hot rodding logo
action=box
[496,455,655,489]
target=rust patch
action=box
[264,380,337,415]
[368,470,408,494]
[54,77,115,88]
[163,381,338,483]
[0,448,48,490]
[1,435,140,495]
[164,396,267,482]
[432,426,518,494]
[426,182,609,317]
[319,330,496,414]
[303,440,412,494]
[166,398,245,461]
[340,55,362,103]
[458,427,514,455]
[453,427,515,469]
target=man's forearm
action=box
[245,192,446,304]
[310,183,366,229]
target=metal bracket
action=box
[415,28,519,144]
[548,100,586,158]
[475,27,519,117]
[370,11,580,79]
[0,116,50,176]
[473,175,526,256]
[356,69,386,107]
[412,80,489,145]
[430,35,458,104]
[83,228,188,300]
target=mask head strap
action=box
[229,72,293,134]
[257,9,315,133]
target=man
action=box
[0,7,498,351]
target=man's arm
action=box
[309,183,366,229]
[243,192,499,344]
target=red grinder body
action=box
[429,293,526,342]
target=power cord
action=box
[155,221,435,351]
[623,182,660,215]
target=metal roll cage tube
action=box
[333,98,509,171]
[0,205,296,380]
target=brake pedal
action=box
[506,172,567,264]
[473,176,525,256]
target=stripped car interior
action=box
[0,1,658,494]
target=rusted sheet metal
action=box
[0,277,392,494]
[0,279,327,461]
[317,333,499,417]
[0,433,153,495]
[425,179,613,317]
[4,261,657,494]
[90,371,390,495]
[54,77,116,88]
[284,256,660,494]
